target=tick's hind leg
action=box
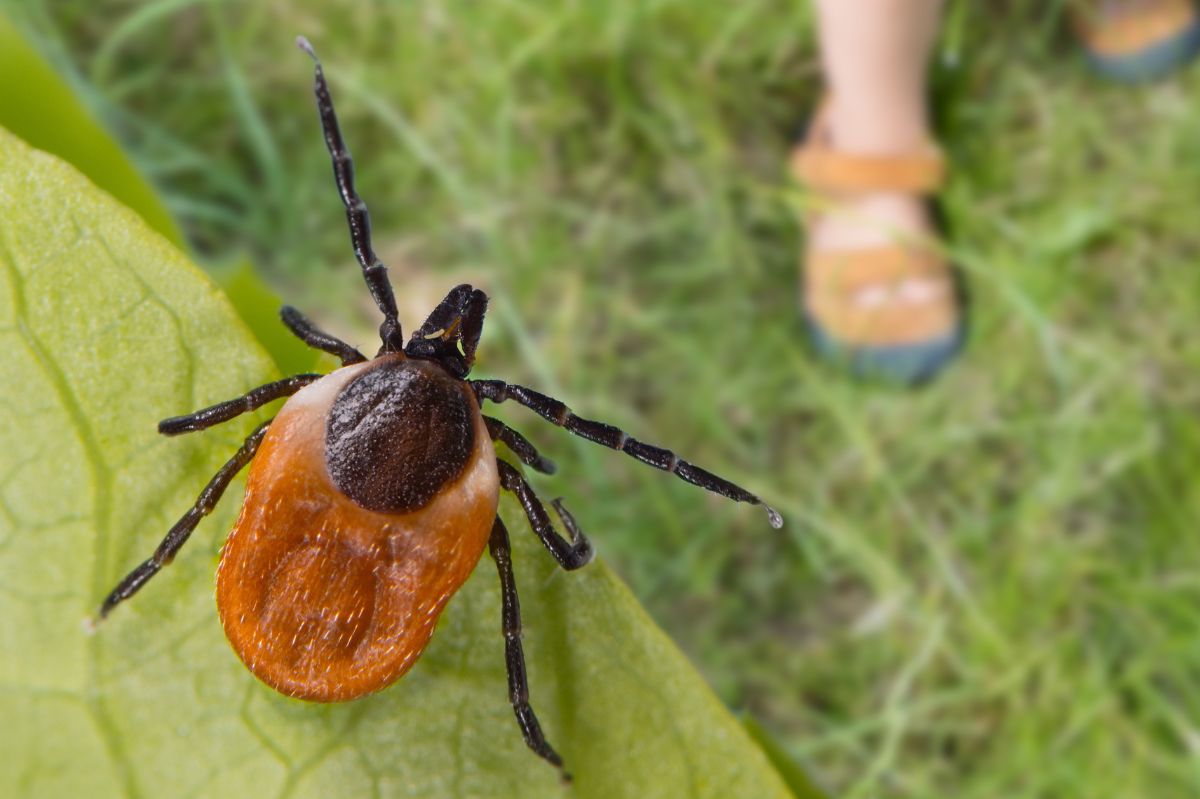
[158,374,321,436]
[484,416,555,474]
[280,305,366,365]
[488,516,570,782]
[497,460,592,570]
[473,379,783,528]
[95,419,272,621]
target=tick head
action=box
[404,283,489,378]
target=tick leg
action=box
[296,37,404,353]
[280,305,366,365]
[473,380,783,528]
[158,374,321,436]
[488,516,570,782]
[484,416,556,475]
[497,460,592,570]
[96,419,272,620]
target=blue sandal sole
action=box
[1085,13,1200,82]
[805,313,966,385]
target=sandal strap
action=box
[794,98,957,348]
[791,145,946,194]
[806,246,949,296]
[791,98,946,194]
[806,247,957,346]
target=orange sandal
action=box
[791,101,964,383]
[1076,0,1200,82]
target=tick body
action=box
[96,36,782,781]
[217,356,498,701]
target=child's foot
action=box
[793,100,963,384]
[1078,0,1200,81]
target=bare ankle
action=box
[827,94,932,156]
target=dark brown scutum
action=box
[325,359,474,513]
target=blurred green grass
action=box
[9,0,1200,796]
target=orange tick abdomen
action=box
[215,355,499,702]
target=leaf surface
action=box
[0,14,316,375]
[0,11,183,247]
[0,126,795,799]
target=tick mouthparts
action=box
[764,504,784,530]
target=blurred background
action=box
[4,0,1200,795]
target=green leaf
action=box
[741,717,832,799]
[209,257,321,378]
[0,11,184,248]
[0,14,312,379]
[0,126,797,798]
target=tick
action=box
[95,37,782,780]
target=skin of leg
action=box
[809,0,945,254]
[809,0,1182,254]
